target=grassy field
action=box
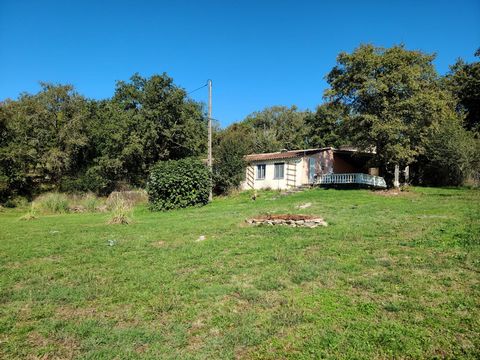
[0,187,479,359]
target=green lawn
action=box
[1,187,479,359]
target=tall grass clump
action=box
[35,192,70,214]
[107,198,133,224]
[106,190,147,208]
[19,203,39,221]
[81,192,102,212]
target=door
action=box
[308,157,316,183]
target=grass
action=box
[35,192,70,214]
[107,198,133,225]
[0,187,479,359]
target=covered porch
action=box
[310,149,386,189]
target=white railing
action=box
[315,173,387,188]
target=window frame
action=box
[274,162,285,180]
[256,164,266,180]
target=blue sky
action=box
[1,0,479,127]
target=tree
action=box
[112,73,207,162]
[305,102,346,148]
[414,117,477,186]
[213,124,251,194]
[243,106,310,152]
[0,83,90,197]
[325,44,460,180]
[444,50,480,132]
[0,73,208,199]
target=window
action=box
[257,164,266,179]
[274,163,284,179]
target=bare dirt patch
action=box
[373,189,417,197]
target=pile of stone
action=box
[246,214,327,228]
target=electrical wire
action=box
[187,83,208,95]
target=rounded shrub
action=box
[147,158,211,211]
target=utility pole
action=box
[207,79,213,201]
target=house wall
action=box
[300,149,335,181]
[241,149,336,190]
[241,158,304,190]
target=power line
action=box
[187,83,208,95]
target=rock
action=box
[296,202,312,209]
[312,218,328,226]
[246,215,327,228]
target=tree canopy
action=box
[325,44,462,171]
[0,74,207,200]
[444,50,480,132]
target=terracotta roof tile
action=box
[245,148,332,162]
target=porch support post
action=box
[404,166,410,185]
[394,165,400,188]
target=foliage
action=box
[1,187,479,358]
[81,192,102,212]
[444,49,480,132]
[35,192,70,214]
[3,196,29,208]
[107,198,133,224]
[213,125,249,194]
[106,190,148,208]
[325,44,460,177]
[0,74,207,200]
[147,158,211,210]
[305,102,346,148]
[414,118,478,186]
[0,83,90,199]
[19,203,39,221]
[31,192,108,214]
[243,105,310,152]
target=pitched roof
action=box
[245,148,332,162]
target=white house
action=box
[241,147,385,190]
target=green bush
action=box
[147,158,211,211]
[4,196,29,208]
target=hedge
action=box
[147,158,211,211]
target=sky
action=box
[0,0,479,127]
